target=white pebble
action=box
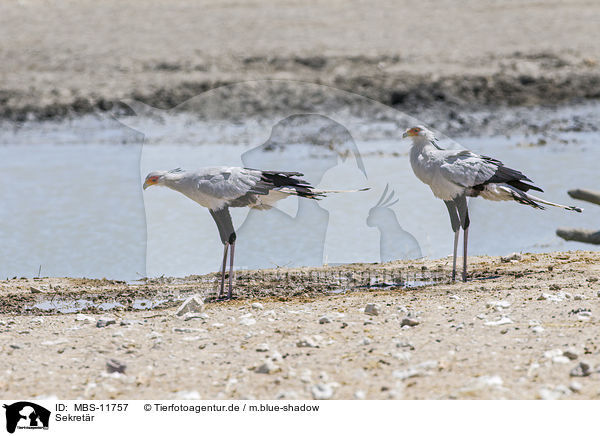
[175,295,204,317]
[255,360,279,374]
[75,314,96,324]
[364,303,381,316]
[296,337,319,348]
[256,343,270,352]
[484,317,513,326]
[311,383,334,400]
[354,390,366,400]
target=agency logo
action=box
[3,402,50,434]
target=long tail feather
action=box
[512,188,583,212]
[275,187,370,198]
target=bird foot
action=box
[215,294,237,303]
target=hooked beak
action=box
[143,179,154,190]
[402,131,409,139]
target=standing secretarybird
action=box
[144,167,367,299]
[403,126,582,282]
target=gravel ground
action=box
[1,251,599,400]
[1,0,599,125]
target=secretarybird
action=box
[402,126,582,282]
[144,167,367,299]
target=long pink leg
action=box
[462,227,468,282]
[227,241,235,299]
[452,230,459,282]
[219,243,229,298]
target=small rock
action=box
[392,368,421,380]
[531,326,545,333]
[400,318,420,327]
[552,355,570,364]
[539,386,569,400]
[251,302,264,310]
[570,362,591,377]
[486,300,511,310]
[392,351,411,362]
[275,390,298,400]
[563,349,578,360]
[173,327,204,333]
[183,312,209,321]
[544,349,563,359]
[297,337,319,348]
[75,314,96,324]
[569,381,582,393]
[96,318,116,328]
[574,294,584,301]
[392,361,437,380]
[457,375,503,396]
[318,316,332,324]
[175,295,204,317]
[299,369,312,383]
[175,390,201,400]
[396,341,415,350]
[501,253,522,262]
[106,358,126,374]
[29,286,43,294]
[9,344,21,350]
[270,351,283,362]
[255,359,279,374]
[484,317,513,326]
[361,337,372,345]
[311,383,334,400]
[537,293,564,302]
[364,303,381,316]
[239,317,256,326]
[256,343,270,352]
[354,390,366,400]
[120,319,141,326]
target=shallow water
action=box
[1,112,598,281]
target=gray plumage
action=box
[143,166,366,299]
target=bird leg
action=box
[452,230,459,282]
[219,242,229,299]
[228,241,235,300]
[462,227,469,282]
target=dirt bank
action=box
[1,0,599,124]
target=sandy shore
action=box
[1,0,599,123]
[1,251,599,400]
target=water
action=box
[1,111,598,281]
[26,297,173,313]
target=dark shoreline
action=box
[2,55,600,128]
